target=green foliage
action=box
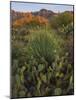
[38,64,44,72]
[11,49,74,98]
[54,88,62,95]
[50,12,73,36]
[11,11,74,98]
[28,32,61,64]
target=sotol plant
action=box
[27,32,60,64]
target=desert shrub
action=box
[63,22,73,36]
[27,32,60,64]
[56,22,74,38]
[63,35,74,64]
[50,12,73,36]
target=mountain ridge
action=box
[11,9,73,21]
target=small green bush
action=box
[28,33,59,64]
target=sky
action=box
[11,1,73,13]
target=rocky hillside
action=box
[11,9,56,21]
